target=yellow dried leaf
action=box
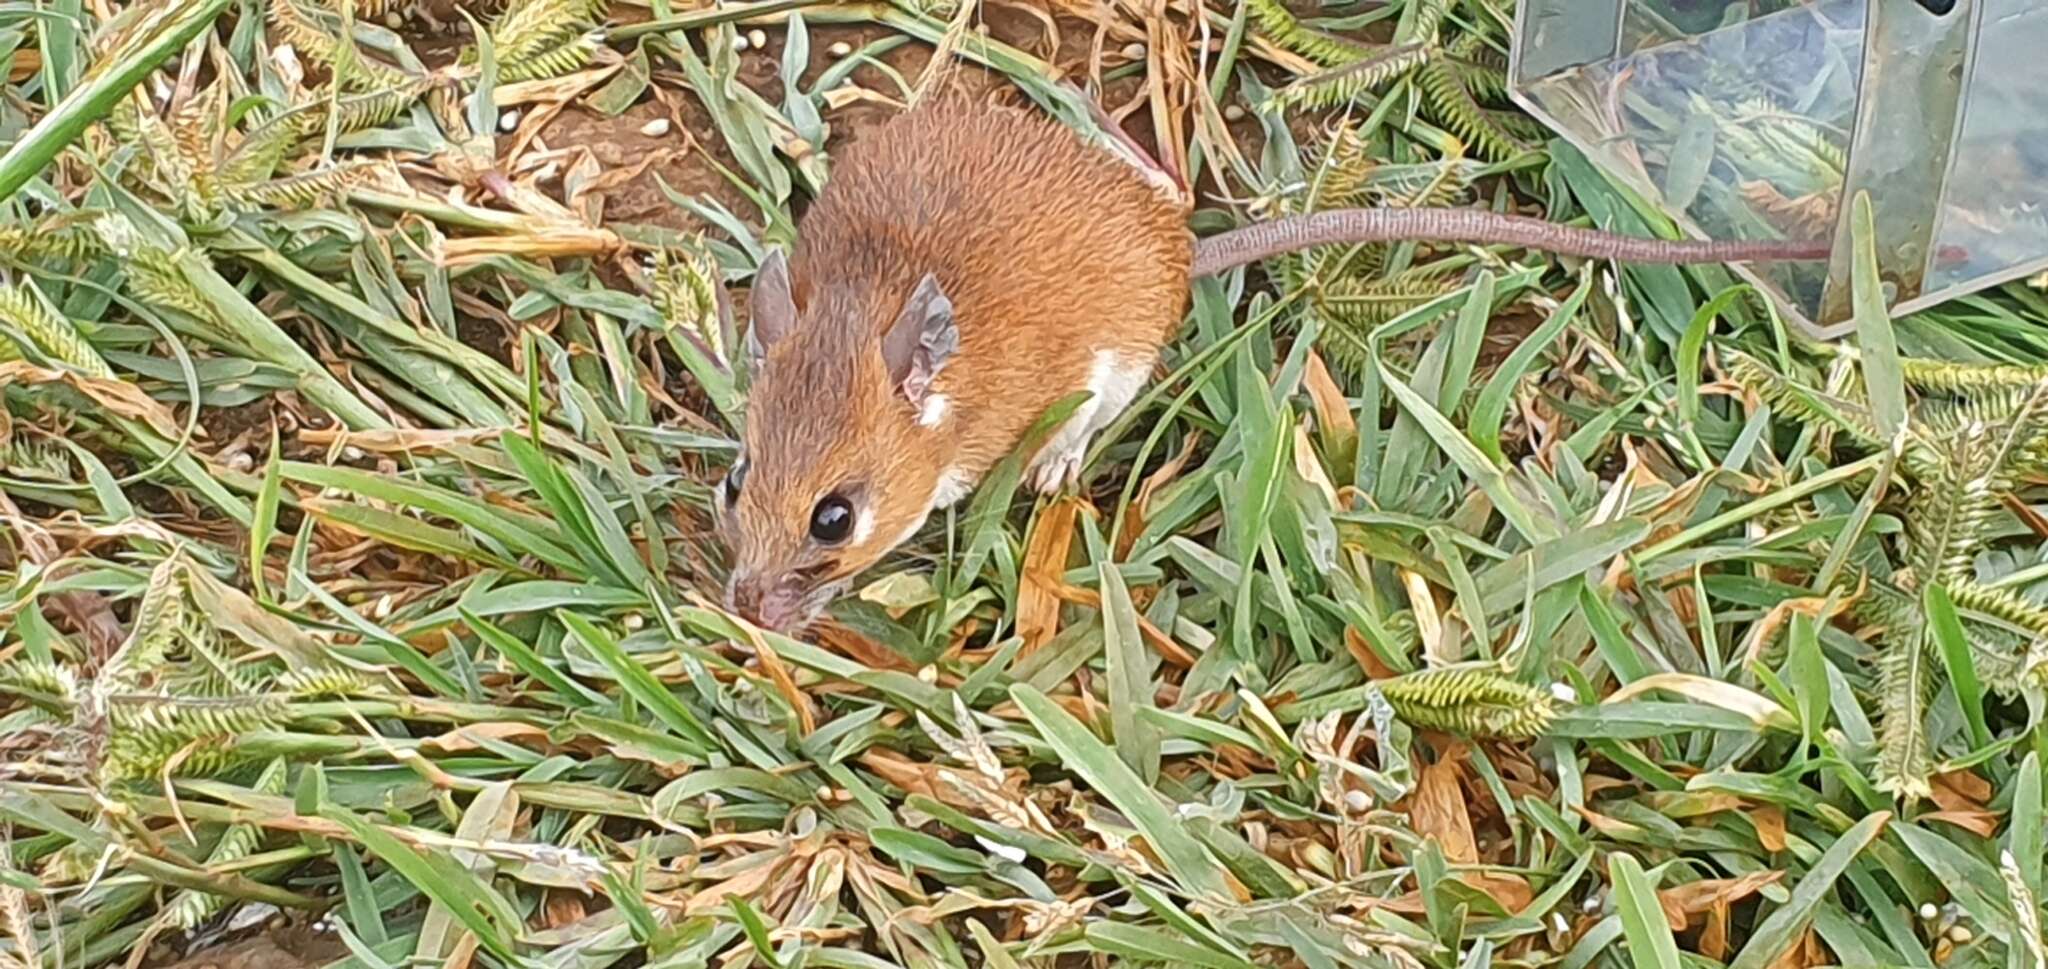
[298,427,501,452]
[1017,498,1080,652]
[683,855,788,915]
[1919,809,2001,838]
[1303,349,1357,441]
[1293,421,1339,510]
[1405,749,1477,863]
[1607,672,1799,732]
[424,723,551,754]
[1752,804,1788,852]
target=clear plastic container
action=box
[1511,0,2042,338]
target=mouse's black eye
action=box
[810,494,854,544]
[722,459,747,505]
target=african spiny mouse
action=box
[720,96,1825,631]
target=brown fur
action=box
[722,96,1191,625]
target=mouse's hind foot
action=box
[1023,349,1155,497]
[1026,444,1086,496]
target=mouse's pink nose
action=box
[725,571,806,631]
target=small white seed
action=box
[1947,926,1972,944]
[748,29,768,49]
[979,837,1027,864]
[384,12,403,28]
[732,34,750,51]
[1223,103,1246,122]
[498,109,521,132]
[640,117,672,137]
[1342,790,1371,814]
[623,613,646,630]
[225,451,255,473]
[227,904,279,932]
[273,44,305,87]
[342,446,366,461]
[1122,42,1146,60]
[917,664,938,684]
[828,41,852,57]
[1919,903,1940,921]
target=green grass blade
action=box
[0,0,232,200]
[1471,267,1592,464]
[1728,811,1889,969]
[1377,354,1556,543]
[1924,582,1991,750]
[1083,922,1259,969]
[1008,684,1236,901]
[318,805,523,964]
[460,607,607,708]
[1850,192,1906,442]
[555,610,717,755]
[1100,561,1161,781]
[1608,854,1682,969]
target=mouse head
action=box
[717,248,958,631]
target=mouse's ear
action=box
[882,272,957,414]
[746,248,797,363]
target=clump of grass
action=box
[471,0,612,81]
[1256,0,1534,161]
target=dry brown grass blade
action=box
[1405,745,1477,862]
[1657,870,1784,931]
[1303,349,1357,439]
[1049,581,1195,667]
[742,625,818,736]
[1017,498,1082,653]
[0,493,125,663]
[1118,430,1197,559]
[1750,805,1788,851]
[437,227,626,266]
[0,362,187,441]
[812,624,920,672]
[297,427,505,452]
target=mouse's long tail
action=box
[1189,208,1832,277]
